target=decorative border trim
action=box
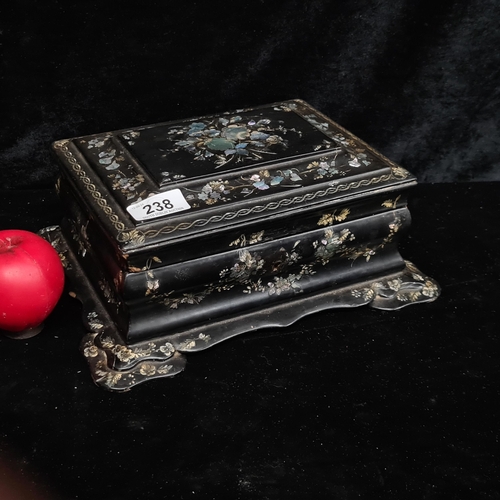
[129,171,400,242]
[54,141,127,234]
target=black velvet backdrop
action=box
[1,3,500,499]
[1,0,500,189]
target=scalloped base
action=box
[40,225,440,392]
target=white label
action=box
[126,189,191,222]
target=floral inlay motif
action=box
[219,249,265,283]
[230,230,265,248]
[98,278,120,308]
[350,261,440,306]
[159,171,187,187]
[421,281,439,298]
[157,215,403,310]
[122,131,141,146]
[157,365,174,375]
[341,216,402,262]
[87,311,104,331]
[243,265,315,296]
[118,229,146,245]
[184,152,369,208]
[404,261,439,300]
[70,220,90,258]
[160,290,210,309]
[145,273,160,296]
[142,260,162,297]
[94,363,123,387]
[178,333,212,351]
[139,364,157,377]
[274,102,299,113]
[80,331,182,390]
[84,345,99,358]
[97,149,122,171]
[351,288,377,301]
[85,137,109,149]
[86,334,175,368]
[113,345,137,363]
[301,112,373,159]
[108,171,147,201]
[382,195,401,209]
[317,209,351,226]
[80,134,150,204]
[313,228,355,264]
[166,115,292,168]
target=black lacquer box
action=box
[41,100,440,391]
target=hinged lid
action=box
[53,99,415,253]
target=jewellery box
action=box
[41,100,439,391]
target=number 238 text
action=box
[143,199,174,214]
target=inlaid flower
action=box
[387,278,402,291]
[391,166,410,179]
[315,228,354,264]
[304,114,329,131]
[113,345,137,362]
[422,281,439,297]
[157,364,173,375]
[332,134,350,147]
[364,249,377,261]
[84,345,99,358]
[389,221,401,231]
[139,364,156,377]
[109,172,145,200]
[159,343,175,356]
[87,137,107,149]
[160,171,187,187]
[197,179,230,203]
[179,339,196,350]
[275,102,298,112]
[170,115,288,167]
[357,153,370,165]
[98,150,120,170]
[122,130,140,146]
[396,291,410,302]
[252,180,270,190]
[100,336,115,349]
[119,229,146,245]
[266,274,303,296]
[223,125,250,142]
[145,278,160,296]
[104,372,122,386]
[162,291,208,309]
[308,158,341,179]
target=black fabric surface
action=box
[1,2,499,497]
[1,0,500,188]
[0,183,499,499]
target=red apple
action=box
[0,229,64,335]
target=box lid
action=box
[53,99,415,253]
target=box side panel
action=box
[125,207,410,342]
[57,176,131,335]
